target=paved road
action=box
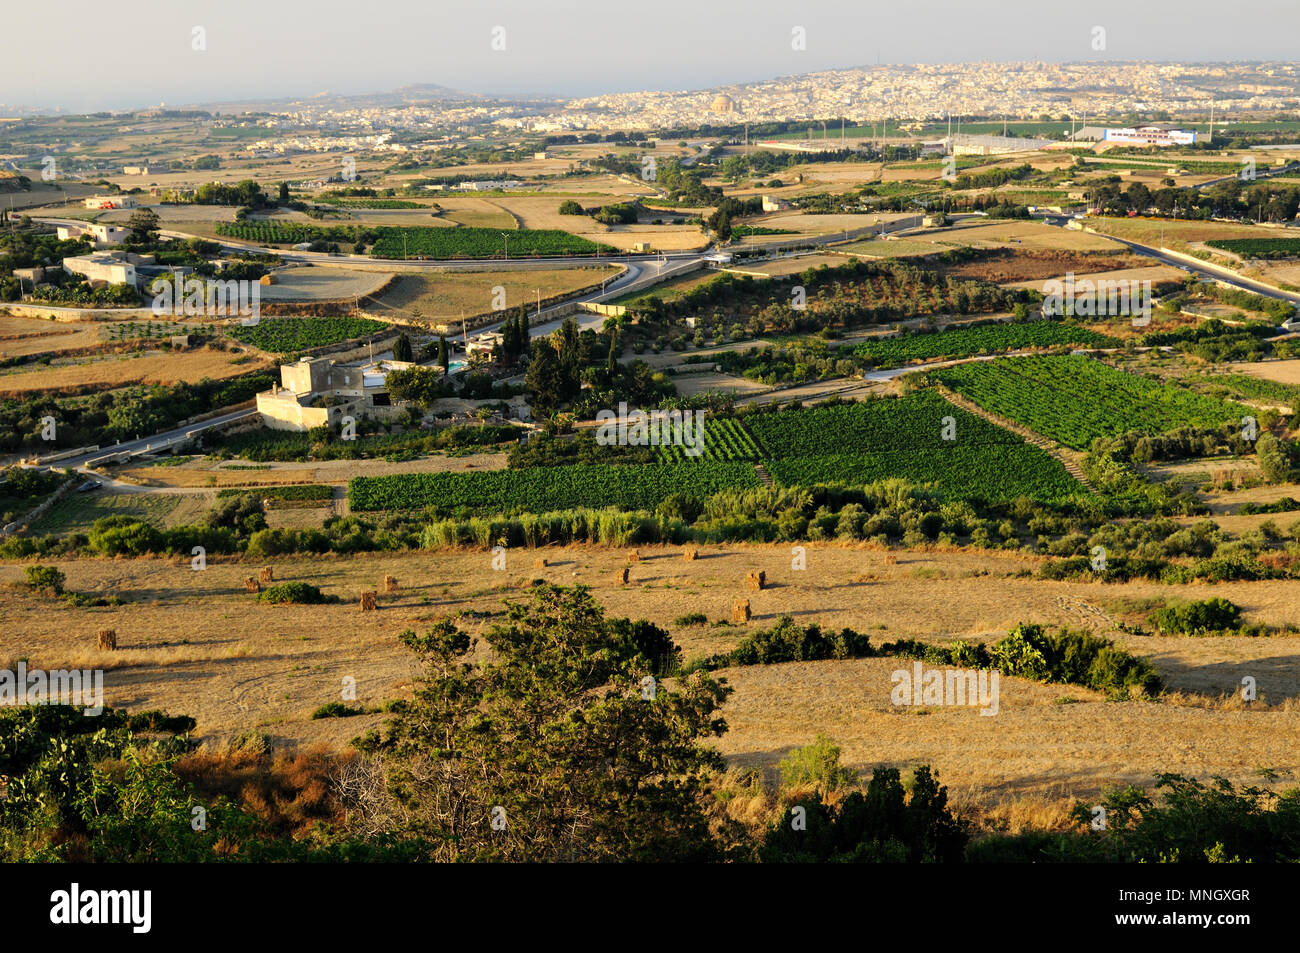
[43,408,258,471]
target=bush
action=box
[760,765,967,862]
[1149,597,1243,635]
[778,734,857,792]
[23,564,65,594]
[310,702,367,719]
[258,583,338,605]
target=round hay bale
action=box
[360,591,377,612]
[245,577,261,593]
[258,567,274,584]
[731,600,751,624]
[383,574,399,593]
[97,629,117,651]
[745,570,766,591]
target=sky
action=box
[4,0,1300,112]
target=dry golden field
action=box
[0,346,272,395]
[371,266,621,322]
[5,543,1297,810]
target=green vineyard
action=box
[654,417,763,462]
[1205,237,1300,259]
[852,321,1119,368]
[930,355,1247,450]
[767,446,1082,502]
[745,391,1022,457]
[348,461,761,513]
[229,317,390,353]
[368,226,616,259]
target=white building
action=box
[83,195,137,210]
[62,254,136,286]
[465,331,504,360]
[1102,126,1197,146]
[57,223,128,245]
[256,356,413,432]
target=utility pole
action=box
[501,232,509,261]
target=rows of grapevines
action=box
[767,445,1083,503]
[654,418,762,462]
[229,317,390,353]
[745,391,1021,458]
[852,321,1118,368]
[931,356,1247,450]
[215,222,334,244]
[369,227,616,259]
[348,461,761,512]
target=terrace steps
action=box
[753,462,774,487]
[933,384,1095,490]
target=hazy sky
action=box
[5,0,1299,111]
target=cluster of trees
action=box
[1090,178,1300,223]
[0,373,274,453]
[194,180,271,208]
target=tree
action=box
[392,332,413,363]
[558,199,583,215]
[356,584,729,861]
[125,207,160,245]
[277,182,290,205]
[437,335,449,372]
[525,338,565,414]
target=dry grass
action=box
[0,347,271,395]
[371,266,619,323]
[4,543,1298,808]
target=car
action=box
[77,480,103,493]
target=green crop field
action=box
[745,391,1023,457]
[655,418,762,462]
[852,322,1118,368]
[767,446,1082,502]
[348,461,761,513]
[229,317,390,353]
[1206,238,1300,259]
[369,227,616,259]
[930,356,1247,450]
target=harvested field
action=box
[0,347,272,395]
[4,543,1297,807]
[371,266,620,322]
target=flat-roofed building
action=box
[62,254,136,286]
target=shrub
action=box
[1149,597,1243,635]
[258,583,338,605]
[23,564,65,595]
[310,702,367,719]
[778,734,857,792]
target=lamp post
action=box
[501,232,509,261]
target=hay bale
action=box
[244,577,261,593]
[532,558,548,569]
[683,546,698,561]
[884,553,898,565]
[360,591,377,611]
[628,549,641,563]
[731,600,751,624]
[258,566,274,584]
[615,567,629,584]
[383,574,399,593]
[745,570,766,591]
[97,629,117,651]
